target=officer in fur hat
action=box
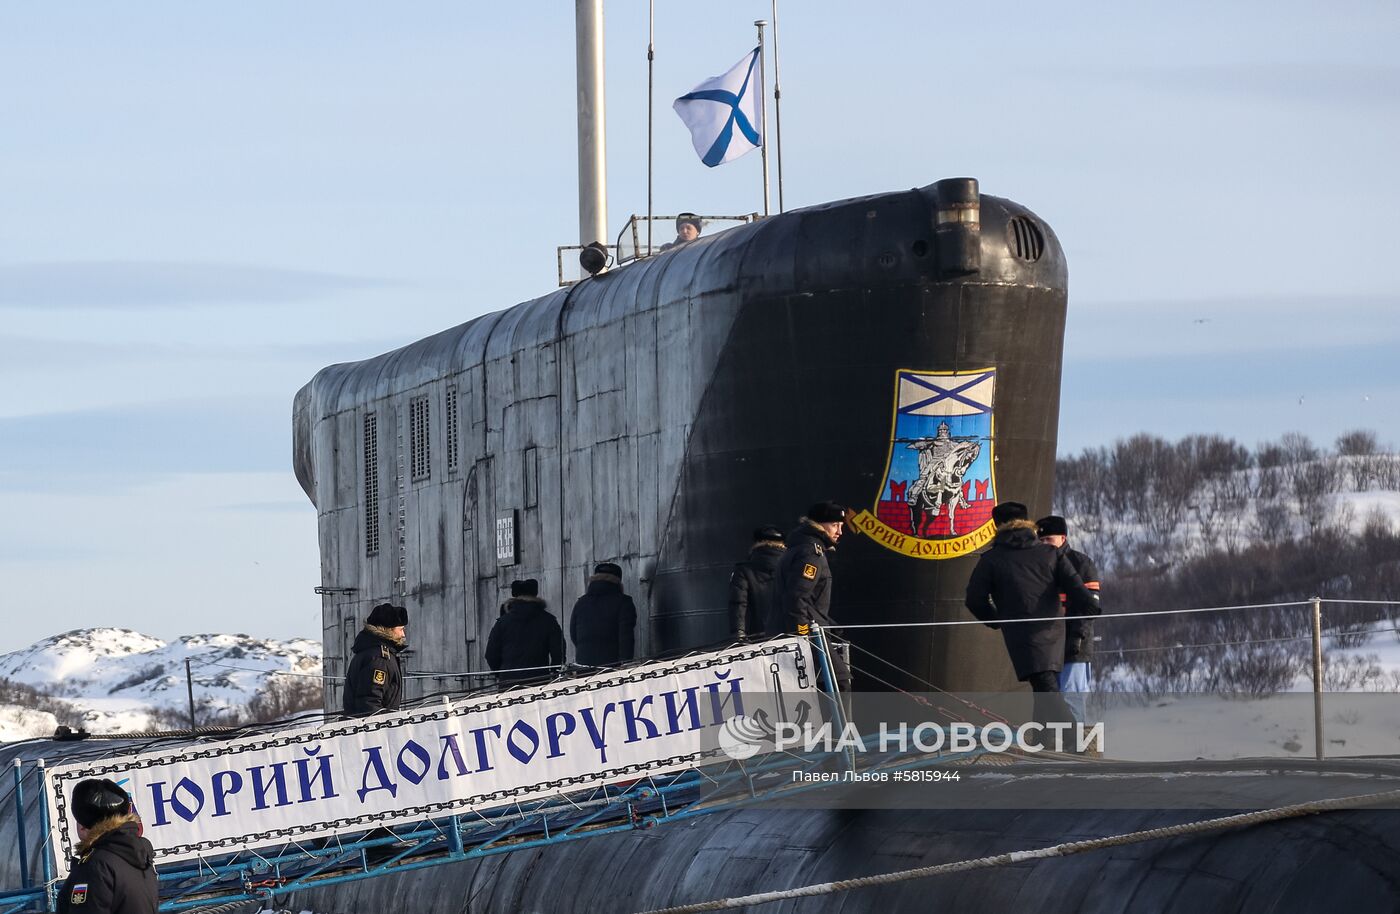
[1038,514,1102,725]
[729,525,786,639]
[486,579,566,684]
[771,502,851,693]
[343,602,408,716]
[966,502,1098,742]
[569,562,638,667]
[58,779,158,913]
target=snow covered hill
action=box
[0,628,322,740]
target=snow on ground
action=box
[0,628,321,740]
[1093,621,1400,760]
[1331,489,1400,532]
[1097,692,1400,761]
[0,706,59,743]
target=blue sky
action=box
[1,2,1397,651]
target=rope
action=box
[826,600,1312,630]
[197,660,332,680]
[404,663,563,680]
[637,785,1400,914]
[1103,625,1400,655]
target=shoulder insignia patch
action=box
[71,884,89,905]
[373,669,387,685]
[802,563,818,580]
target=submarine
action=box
[293,176,1065,702]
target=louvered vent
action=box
[363,412,380,556]
[410,395,431,481]
[1008,216,1045,262]
[445,385,459,475]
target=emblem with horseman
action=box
[851,368,998,560]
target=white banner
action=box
[45,638,819,876]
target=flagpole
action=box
[771,0,785,213]
[647,0,655,255]
[755,20,771,217]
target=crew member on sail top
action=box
[659,213,703,251]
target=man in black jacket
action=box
[570,562,638,667]
[59,778,158,914]
[728,525,786,639]
[965,502,1098,743]
[771,502,850,692]
[343,603,407,716]
[1038,514,1102,724]
[486,579,566,683]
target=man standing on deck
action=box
[343,603,407,716]
[570,562,638,667]
[486,578,566,683]
[728,524,786,639]
[1038,514,1102,726]
[59,779,158,914]
[771,502,851,696]
[965,502,1098,748]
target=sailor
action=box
[343,602,407,716]
[1037,514,1102,726]
[965,502,1098,745]
[771,502,851,693]
[58,779,158,914]
[569,562,638,667]
[728,525,786,639]
[659,212,703,251]
[486,579,566,683]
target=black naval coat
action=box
[728,542,785,638]
[58,819,158,914]
[570,575,638,667]
[965,520,1098,681]
[1059,545,1102,664]
[486,596,566,682]
[770,522,851,684]
[343,627,404,716]
[771,522,837,636]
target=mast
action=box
[576,0,608,246]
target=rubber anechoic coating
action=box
[70,778,131,827]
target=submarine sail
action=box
[294,177,1066,698]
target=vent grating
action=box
[1008,216,1045,262]
[410,395,431,481]
[363,412,380,556]
[446,385,459,475]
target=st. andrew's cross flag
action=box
[673,47,763,167]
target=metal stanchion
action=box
[809,624,853,771]
[1311,596,1325,761]
[37,758,55,912]
[14,759,30,889]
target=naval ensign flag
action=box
[673,47,763,167]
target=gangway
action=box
[3,634,991,913]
